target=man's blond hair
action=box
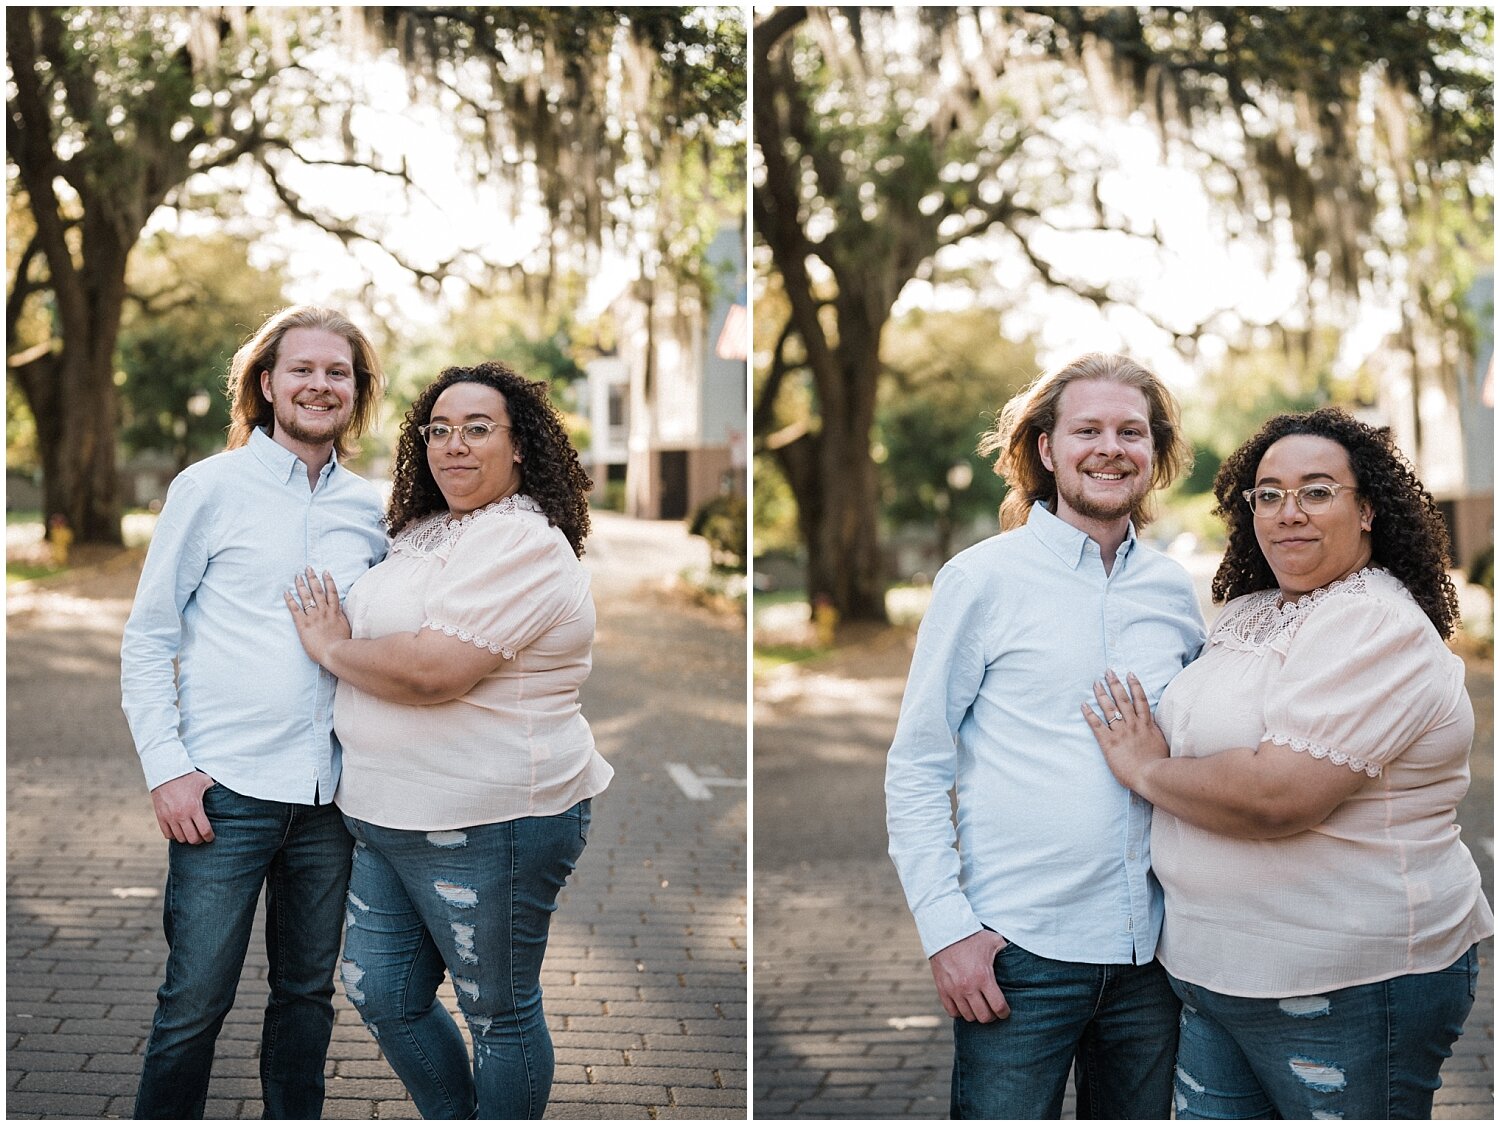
[978,352,1191,530]
[225,305,383,458]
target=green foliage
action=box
[115,233,291,466]
[596,480,627,513]
[1154,488,1226,548]
[1176,445,1222,496]
[688,491,747,571]
[6,382,39,473]
[752,453,800,556]
[1468,544,1494,595]
[6,560,66,584]
[388,292,590,427]
[1182,326,1355,464]
[499,330,588,401]
[876,309,1036,544]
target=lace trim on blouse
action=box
[421,619,515,660]
[393,494,544,558]
[1265,731,1382,778]
[1211,566,1384,652]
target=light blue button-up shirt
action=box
[886,501,1205,963]
[121,427,388,803]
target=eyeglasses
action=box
[1241,482,1358,517]
[417,422,509,447]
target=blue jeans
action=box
[134,785,352,1119]
[950,940,1179,1119]
[1169,945,1479,1119]
[340,800,591,1119]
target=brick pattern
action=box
[753,639,1494,1119]
[6,517,747,1119]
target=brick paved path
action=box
[753,625,1495,1120]
[7,513,747,1119]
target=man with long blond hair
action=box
[121,305,388,1118]
[886,353,1206,1118]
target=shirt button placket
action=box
[305,485,323,802]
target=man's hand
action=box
[150,771,216,845]
[930,930,1011,1022]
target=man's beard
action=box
[275,400,351,446]
[1060,489,1138,522]
[1055,466,1148,522]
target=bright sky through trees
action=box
[146,49,629,331]
[892,113,1413,395]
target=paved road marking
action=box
[666,762,747,801]
[887,1015,943,1030]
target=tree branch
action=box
[255,152,462,286]
[6,230,53,343]
[753,316,802,440]
[5,10,85,313]
[754,9,844,416]
[1005,218,1243,346]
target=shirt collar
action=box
[248,425,339,486]
[1026,500,1137,570]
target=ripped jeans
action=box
[1169,945,1479,1119]
[339,802,590,1119]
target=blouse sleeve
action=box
[421,513,587,660]
[1261,592,1446,777]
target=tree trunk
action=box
[772,338,889,625]
[8,8,132,546]
[40,229,130,544]
[808,423,886,622]
[25,329,125,547]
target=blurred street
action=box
[6,511,747,1119]
[753,560,1494,1119]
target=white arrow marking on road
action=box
[666,763,747,801]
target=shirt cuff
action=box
[139,742,198,792]
[913,893,986,960]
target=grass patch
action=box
[752,587,809,608]
[7,560,65,584]
[754,643,826,676]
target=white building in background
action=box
[1364,271,1493,571]
[582,224,747,520]
[582,356,631,502]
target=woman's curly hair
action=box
[1212,407,1458,638]
[386,362,593,557]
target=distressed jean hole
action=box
[1278,995,1332,1019]
[1289,1057,1347,1093]
[434,880,478,908]
[452,922,478,966]
[341,959,367,1006]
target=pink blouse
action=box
[1152,567,1492,997]
[333,495,613,830]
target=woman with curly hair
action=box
[284,361,612,1119]
[1084,407,1491,1120]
